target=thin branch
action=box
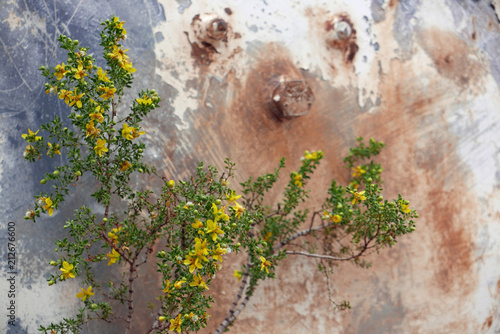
[285,251,362,261]
[213,258,252,334]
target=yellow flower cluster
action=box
[121,123,145,140]
[304,150,323,161]
[322,210,342,223]
[58,88,85,108]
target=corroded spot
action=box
[271,79,314,117]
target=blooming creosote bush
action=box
[24,16,418,334]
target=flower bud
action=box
[102,218,108,222]
[40,179,47,185]
[48,280,55,286]
[231,223,237,227]
[138,168,144,173]
[337,203,343,209]
[50,261,57,266]
[76,115,83,120]
[366,177,373,183]
[215,199,222,205]
[261,241,268,247]
[183,314,190,319]
[236,243,241,247]
[159,250,166,257]
[256,247,262,254]
[53,170,60,176]
[414,214,419,218]
[75,171,82,176]
[91,304,98,310]
[138,148,143,153]
[377,196,383,202]
[159,316,167,322]
[110,128,116,133]
[167,180,175,188]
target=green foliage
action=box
[23,16,418,334]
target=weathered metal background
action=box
[1,0,500,333]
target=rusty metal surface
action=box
[1,0,500,333]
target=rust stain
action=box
[417,28,486,89]
[185,31,215,66]
[482,315,493,331]
[388,0,399,10]
[325,14,359,64]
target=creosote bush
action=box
[22,16,418,334]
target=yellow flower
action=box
[99,86,116,100]
[234,270,243,281]
[108,226,122,243]
[400,201,411,214]
[304,150,323,161]
[163,280,172,296]
[293,173,303,187]
[94,139,108,157]
[42,197,54,216]
[74,62,87,80]
[96,67,111,82]
[351,190,367,205]
[85,121,100,139]
[58,89,72,104]
[263,231,272,242]
[225,190,241,204]
[260,256,272,274]
[76,286,94,301]
[184,238,209,272]
[352,165,366,178]
[107,249,120,265]
[47,142,61,156]
[60,261,75,279]
[190,274,209,290]
[169,314,182,333]
[136,95,152,105]
[89,112,104,123]
[231,202,245,219]
[206,219,224,242]
[212,244,227,263]
[54,63,68,80]
[69,89,85,108]
[174,280,186,290]
[184,254,201,273]
[121,123,145,140]
[113,16,127,35]
[323,211,342,223]
[211,203,229,222]
[192,219,203,229]
[120,59,136,73]
[108,45,129,62]
[22,129,42,142]
[120,161,132,172]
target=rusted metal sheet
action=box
[1,0,500,333]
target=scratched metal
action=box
[1,0,500,333]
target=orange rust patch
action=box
[417,28,486,89]
[482,315,493,330]
[389,0,399,9]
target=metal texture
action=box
[1,0,500,333]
